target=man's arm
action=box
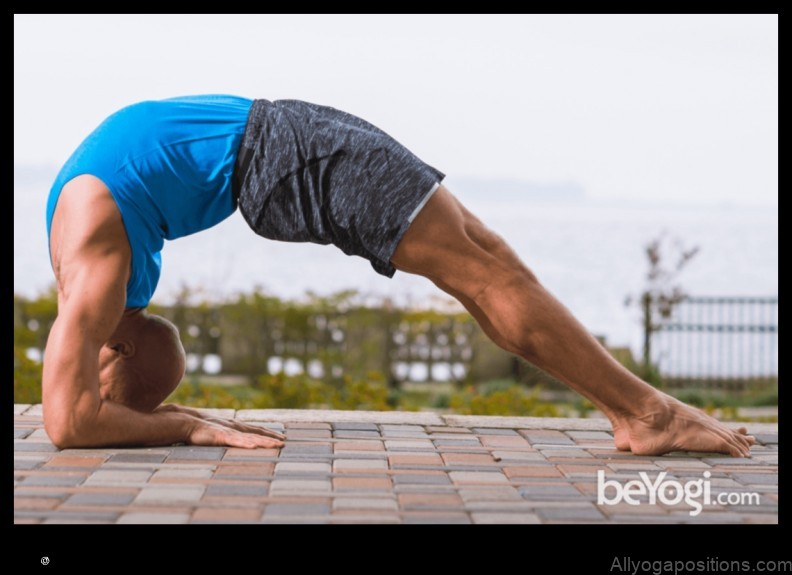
[42,176,282,449]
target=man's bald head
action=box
[98,310,186,412]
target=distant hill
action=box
[448,176,586,203]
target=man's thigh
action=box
[391,185,523,300]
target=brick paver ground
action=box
[13,404,778,524]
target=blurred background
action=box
[14,15,777,419]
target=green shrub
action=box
[450,384,560,416]
[14,346,42,404]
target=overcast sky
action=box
[14,14,777,206]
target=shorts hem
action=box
[371,177,444,278]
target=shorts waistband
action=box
[232,99,272,206]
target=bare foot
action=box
[610,419,631,451]
[621,393,756,457]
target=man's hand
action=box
[186,418,285,449]
[156,403,285,448]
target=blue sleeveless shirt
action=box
[46,95,253,308]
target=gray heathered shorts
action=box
[232,99,445,277]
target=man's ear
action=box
[108,340,136,358]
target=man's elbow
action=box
[43,401,99,449]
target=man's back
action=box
[46,95,252,308]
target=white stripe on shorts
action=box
[408,181,441,223]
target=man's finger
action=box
[205,417,285,440]
[219,429,284,449]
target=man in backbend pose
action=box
[43,95,755,456]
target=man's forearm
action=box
[55,399,196,449]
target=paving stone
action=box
[432,438,481,447]
[16,510,119,522]
[445,415,611,430]
[14,459,43,470]
[596,502,670,516]
[479,436,531,447]
[449,471,509,485]
[14,489,69,500]
[27,428,52,440]
[85,470,153,485]
[380,425,425,432]
[333,497,398,511]
[328,513,400,524]
[703,457,762,466]
[280,444,332,456]
[464,500,534,512]
[392,474,452,486]
[334,430,382,439]
[223,448,280,459]
[557,465,613,479]
[24,405,44,417]
[537,504,605,521]
[504,466,563,479]
[13,441,59,453]
[285,429,332,439]
[334,441,384,453]
[108,453,168,464]
[731,473,779,486]
[458,487,523,502]
[134,485,205,504]
[285,422,332,430]
[566,431,613,440]
[519,485,582,500]
[265,503,331,516]
[541,449,594,458]
[275,462,331,475]
[166,447,226,461]
[14,428,33,439]
[333,459,389,472]
[205,483,269,497]
[608,463,662,471]
[270,479,332,494]
[753,434,778,445]
[117,512,190,524]
[654,459,712,469]
[151,468,215,480]
[388,453,444,468]
[471,512,541,524]
[398,492,463,508]
[426,426,472,434]
[21,474,87,487]
[44,455,106,468]
[333,477,392,491]
[192,508,263,522]
[441,453,497,466]
[380,430,430,438]
[64,492,137,506]
[492,450,545,462]
[472,428,520,436]
[14,497,60,510]
[14,404,32,415]
[385,440,435,451]
[332,422,379,431]
[524,437,576,447]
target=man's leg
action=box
[391,185,755,457]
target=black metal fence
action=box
[652,296,778,389]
